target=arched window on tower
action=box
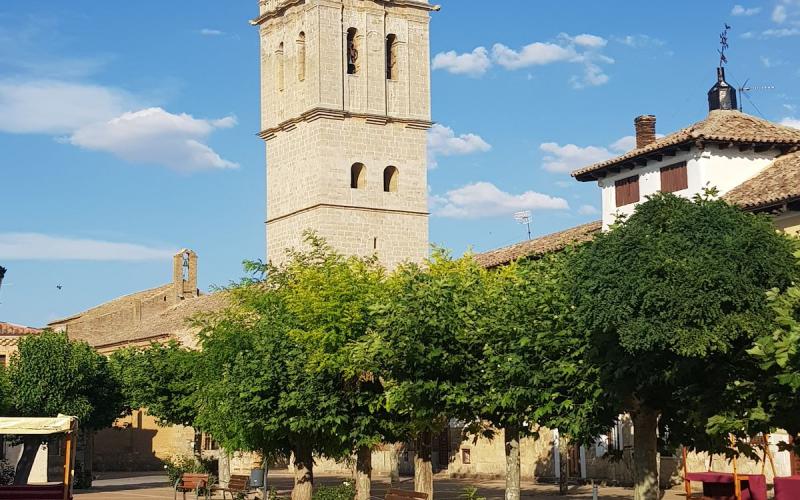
[351,163,366,189]
[386,34,398,80]
[383,166,398,192]
[276,42,285,91]
[297,32,306,82]
[346,28,359,75]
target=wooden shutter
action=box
[660,162,688,193]
[615,175,640,207]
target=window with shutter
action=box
[615,175,640,207]
[660,162,688,193]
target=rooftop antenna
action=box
[513,211,532,240]
[0,266,5,292]
[737,78,775,115]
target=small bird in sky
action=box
[56,285,63,290]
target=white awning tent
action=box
[0,415,78,435]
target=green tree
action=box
[375,250,484,499]
[194,235,392,500]
[568,193,796,500]
[469,254,610,500]
[110,341,200,428]
[7,331,125,485]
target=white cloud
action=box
[780,117,800,129]
[492,42,576,69]
[540,143,615,173]
[431,47,491,77]
[199,28,224,36]
[571,34,608,48]
[68,107,238,172]
[0,233,175,261]
[0,79,134,134]
[612,34,666,48]
[773,4,788,22]
[578,204,600,216]
[434,33,613,87]
[430,182,569,219]
[761,27,800,37]
[427,123,491,168]
[732,5,762,16]
[540,134,638,173]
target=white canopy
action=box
[0,415,78,435]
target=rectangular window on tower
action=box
[615,175,640,207]
[660,162,688,193]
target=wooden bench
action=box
[0,484,67,499]
[214,474,252,500]
[174,473,210,500]
[386,488,428,500]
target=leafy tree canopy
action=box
[7,331,124,430]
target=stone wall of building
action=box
[259,0,432,268]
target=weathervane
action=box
[719,23,731,67]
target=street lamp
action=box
[513,211,532,240]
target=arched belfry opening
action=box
[346,28,359,75]
[383,166,398,192]
[386,34,398,80]
[351,163,366,189]
[297,32,306,82]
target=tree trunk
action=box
[632,407,660,500]
[13,436,41,485]
[414,433,433,500]
[389,444,400,485]
[218,449,231,487]
[504,426,521,500]
[356,446,372,500]
[263,458,270,500]
[292,444,314,500]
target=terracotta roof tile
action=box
[474,221,602,268]
[723,151,800,210]
[572,110,800,180]
[0,322,41,336]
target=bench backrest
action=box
[386,488,428,500]
[180,473,209,490]
[228,475,250,492]
[0,484,65,499]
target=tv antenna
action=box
[513,211,532,240]
[737,78,775,116]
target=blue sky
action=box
[2,0,799,327]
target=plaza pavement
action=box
[74,471,695,500]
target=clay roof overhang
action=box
[572,110,800,182]
[723,151,800,211]
[0,322,41,336]
[474,220,602,269]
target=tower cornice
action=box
[251,0,439,26]
[258,107,433,140]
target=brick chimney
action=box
[634,115,657,149]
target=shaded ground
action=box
[75,470,692,500]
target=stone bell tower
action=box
[252,0,435,269]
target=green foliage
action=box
[7,331,124,430]
[110,341,199,426]
[162,455,216,487]
[469,253,611,443]
[459,486,486,500]
[0,460,14,486]
[569,192,797,453]
[192,232,391,464]
[312,482,355,500]
[375,249,485,437]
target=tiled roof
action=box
[67,292,230,350]
[48,284,174,325]
[723,151,800,210]
[0,322,41,336]
[474,220,602,268]
[572,110,800,180]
